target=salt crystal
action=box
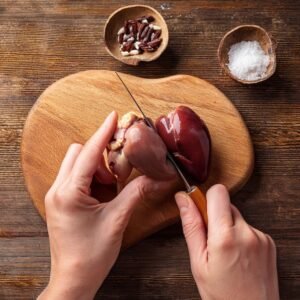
[227,41,270,81]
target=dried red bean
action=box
[147,16,155,22]
[122,41,134,52]
[152,29,161,40]
[131,22,138,34]
[124,32,134,42]
[118,33,124,44]
[143,27,153,43]
[147,38,162,48]
[140,25,150,39]
[117,15,161,55]
[146,47,156,52]
[124,20,130,34]
[139,42,146,48]
[137,22,145,30]
[137,23,146,40]
[139,43,154,52]
[128,21,138,34]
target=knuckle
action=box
[51,184,75,209]
[265,234,276,251]
[214,231,235,251]
[52,188,66,206]
[244,232,259,250]
[218,237,235,251]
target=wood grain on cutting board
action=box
[21,70,254,248]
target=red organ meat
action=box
[156,106,211,183]
[107,112,176,182]
[107,106,211,184]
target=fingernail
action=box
[102,110,115,123]
[175,192,190,212]
[106,111,117,122]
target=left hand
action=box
[38,111,171,300]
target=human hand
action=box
[38,111,171,300]
[175,184,279,300]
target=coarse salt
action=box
[227,41,270,81]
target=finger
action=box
[207,184,233,236]
[249,224,275,250]
[175,192,207,258]
[71,111,118,190]
[95,155,116,184]
[106,176,167,226]
[231,204,246,226]
[250,226,268,245]
[52,143,83,189]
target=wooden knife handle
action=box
[188,186,208,227]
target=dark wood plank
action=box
[0,0,299,299]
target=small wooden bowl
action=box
[104,5,169,66]
[218,25,277,84]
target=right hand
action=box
[175,184,280,300]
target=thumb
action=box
[106,175,161,227]
[175,192,207,262]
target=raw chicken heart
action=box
[155,106,211,182]
[107,112,176,182]
[123,121,176,180]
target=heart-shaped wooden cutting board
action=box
[21,70,254,248]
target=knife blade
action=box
[115,72,208,226]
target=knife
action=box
[115,72,208,226]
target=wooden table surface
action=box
[0,1,299,299]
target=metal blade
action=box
[115,72,192,192]
[115,72,153,128]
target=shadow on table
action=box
[117,47,180,79]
